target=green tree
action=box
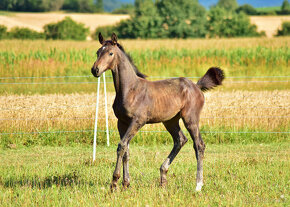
[281,0,290,14]
[135,0,158,17]
[42,0,64,11]
[117,0,165,38]
[96,0,104,13]
[62,0,96,12]
[207,7,263,38]
[156,0,207,38]
[216,0,238,12]
[0,0,13,10]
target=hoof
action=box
[110,182,117,192]
[160,179,167,187]
[122,181,130,189]
[195,182,203,192]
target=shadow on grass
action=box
[1,171,95,189]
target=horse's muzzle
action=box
[91,67,100,77]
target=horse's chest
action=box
[112,99,134,120]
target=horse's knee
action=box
[198,142,205,158]
[200,141,205,151]
[117,142,127,154]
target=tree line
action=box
[0,0,289,40]
[0,0,289,15]
[0,0,104,13]
[96,0,264,39]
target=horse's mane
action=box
[111,41,147,79]
[116,43,147,79]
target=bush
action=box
[276,21,290,36]
[44,17,89,40]
[0,25,7,39]
[236,4,257,15]
[8,27,44,39]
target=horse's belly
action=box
[146,104,181,123]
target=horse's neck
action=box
[112,56,139,97]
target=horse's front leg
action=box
[111,119,144,191]
[117,120,131,188]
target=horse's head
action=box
[91,33,120,77]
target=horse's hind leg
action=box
[182,116,205,191]
[160,117,188,186]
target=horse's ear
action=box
[99,32,104,45]
[111,33,118,45]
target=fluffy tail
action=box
[197,67,225,92]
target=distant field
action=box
[256,6,280,12]
[0,12,129,33]
[250,16,290,37]
[0,12,289,37]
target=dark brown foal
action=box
[91,33,224,191]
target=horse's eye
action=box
[109,52,113,56]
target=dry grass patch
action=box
[1,90,289,133]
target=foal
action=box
[91,33,224,191]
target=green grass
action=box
[1,126,289,149]
[0,11,15,16]
[0,144,288,206]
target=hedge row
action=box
[0,17,289,41]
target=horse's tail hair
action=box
[197,67,225,92]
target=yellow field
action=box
[0,12,129,33]
[250,16,290,37]
[0,12,289,37]
[1,90,289,133]
[1,36,289,52]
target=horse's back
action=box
[140,77,204,123]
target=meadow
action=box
[0,37,289,206]
[0,144,289,206]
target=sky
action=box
[119,0,284,8]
